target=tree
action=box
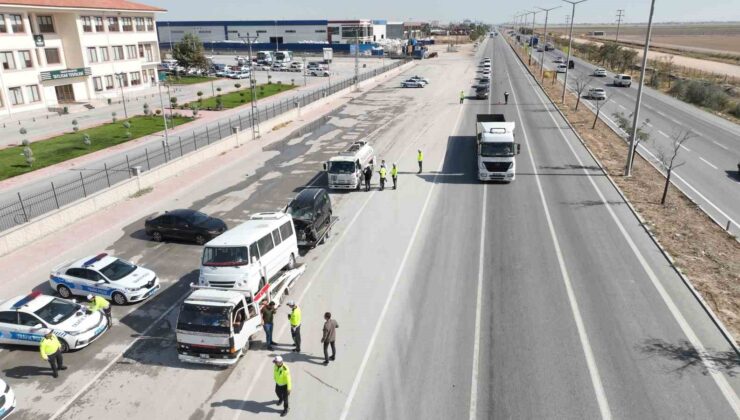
[613,111,651,150]
[197,91,203,103]
[573,74,590,111]
[172,33,208,71]
[143,103,150,116]
[111,111,117,123]
[123,121,132,139]
[83,133,91,147]
[21,139,34,167]
[591,96,609,129]
[71,119,79,133]
[656,129,694,205]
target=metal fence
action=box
[0,59,409,233]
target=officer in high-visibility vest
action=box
[391,163,398,190]
[417,149,424,174]
[378,164,387,191]
[287,301,302,353]
[273,356,292,417]
[459,90,465,104]
[87,294,112,326]
[40,330,66,378]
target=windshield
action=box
[100,259,137,281]
[480,142,515,157]
[35,299,79,325]
[202,246,249,267]
[287,202,314,220]
[177,304,230,334]
[257,52,268,60]
[186,211,209,225]
[328,161,356,174]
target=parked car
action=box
[474,79,491,89]
[289,62,304,72]
[587,87,606,100]
[145,209,227,245]
[271,62,287,72]
[306,61,324,70]
[556,64,567,73]
[285,188,334,247]
[229,71,250,79]
[401,79,424,88]
[613,74,632,87]
[310,69,331,77]
[409,75,430,84]
[0,378,15,419]
[593,67,607,77]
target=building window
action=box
[138,44,144,58]
[94,16,104,32]
[107,17,119,32]
[329,27,339,35]
[0,51,15,70]
[117,73,128,87]
[99,46,109,61]
[44,48,60,64]
[269,37,284,44]
[145,17,154,31]
[81,16,92,32]
[105,75,114,89]
[112,46,124,60]
[8,87,23,105]
[315,29,327,33]
[135,17,145,31]
[26,85,40,102]
[93,76,103,91]
[87,47,98,63]
[148,68,155,83]
[140,43,153,61]
[130,71,141,85]
[18,50,32,68]
[126,45,137,59]
[256,30,267,34]
[121,17,133,32]
[285,30,296,33]
[9,14,24,33]
[37,15,54,33]
[0,15,6,33]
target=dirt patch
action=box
[510,39,740,345]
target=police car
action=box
[0,378,15,419]
[50,253,160,305]
[0,292,109,352]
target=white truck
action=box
[176,265,304,365]
[476,114,520,182]
[323,48,333,64]
[325,141,375,190]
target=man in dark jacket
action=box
[363,166,373,192]
[321,312,339,365]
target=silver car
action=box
[587,88,607,100]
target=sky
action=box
[150,0,740,24]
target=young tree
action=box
[656,129,694,205]
[71,119,79,133]
[21,139,34,167]
[83,133,91,147]
[172,33,208,71]
[573,74,590,111]
[143,103,150,116]
[591,96,609,129]
[613,111,651,150]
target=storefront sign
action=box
[40,67,92,81]
[33,34,45,47]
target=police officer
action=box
[378,164,387,191]
[417,149,424,174]
[87,294,112,326]
[273,356,292,417]
[40,330,66,378]
[459,90,465,104]
[504,91,509,105]
[287,301,301,353]
[391,163,398,190]
[363,165,373,192]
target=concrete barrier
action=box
[0,60,416,257]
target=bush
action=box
[155,109,162,116]
[729,102,740,118]
[72,119,79,132]
[143,103,150,116]
[111,111,117,123]
[670,80,730,111]
[83,133,91,147]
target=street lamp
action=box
[302,56,307,86]
[537,6,561,81]
[115,72,128,119]
[625,0,656,176]
[156,82,169,146]
[527,10,539,65]
[561,0,587,103]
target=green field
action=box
[0,115,192,181]
[164,75,215,85]
[184,83,295,110]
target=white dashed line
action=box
[712,141,729,151]
[699,157,718,170]
[658,130,669,138]
[680,144,691,152]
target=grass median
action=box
[184,83,295,111]
[0,115,192,181]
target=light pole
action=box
[239,33,260,140]
[115,72,128,119]
[561,0,587,103]
[537,6,561,81]
[615,9,625,43]
[625,0,656,176]
[302,56,307,86]
[528,10,539,65]
[156,82,169,145]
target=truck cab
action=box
[476,114,520,182]
[176,287,262,365]
[325,141,375,190]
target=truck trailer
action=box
[476,114,520,182]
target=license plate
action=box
[200,354,210,359]
[94,324,106,335]
[143,287,158,298]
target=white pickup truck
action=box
[325,141,375,190]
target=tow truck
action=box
[175,265,305,365]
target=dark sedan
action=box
[144,209,227,245]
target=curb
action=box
[504,37,740,354]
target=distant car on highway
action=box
[474,79,491,89]
[401,79,425,88]
[613,74,632,87]
[556,64,567,73]
[50,253,160,305]
[553,57,564,64]
[593,67,607,77]
[145,209,227,245]
[0,378,15,419]
[310,69,331,77]
[229,71,250,79]
[587,87,607,100]
[475,86,489,99]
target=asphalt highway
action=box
[0,37,738,420]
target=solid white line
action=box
[680,144,691,152]
[339,102,466,420]
[658,130,669,138]
[712,141,729,151]
[503,50,613,420]
[509,48,740,417]
[699,157,719,170]
[468,184,488,420]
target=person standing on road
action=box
[287,301,302,353]
[504,91,509,105]
[40,330,66,378]
[363,165,373,192]
[378,164,387,191]
[261,301,277,350]
[391,163,398,190]
[321,312,339,365]
[87,294,112,326]
[273,356,292,417]
[459,90,465,104]
[417,149,424,174]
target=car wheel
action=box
[57,285,72,298]
[112,292,127,305]
[58,338,69,353]
[151,231,163,242]
[195,234,207,245]
[287,253,296,270]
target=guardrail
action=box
[0,59,410,233]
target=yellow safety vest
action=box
[417,151,423,162]
[274,364,292,391]
[39,335,61,360]
[379,167,387,178]
[391,167,398,177]
[460,90,465,99]
[289,307,302,327]
[88,296,110,312]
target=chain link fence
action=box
[0,59,410,233]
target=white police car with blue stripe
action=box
[50,253,160,305]
[0,378,15,419]
[0,292,109,352]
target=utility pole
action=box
[537,6,561,81]
[615,9,625,43]
[157,82,169,145]
[528,10,539,65]
[354,29,360,90]
[239,33,260,140]
[116,72,128,119]
[561,0,587,103]
[625,0,656,176]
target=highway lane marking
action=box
[618,104,626,110]
[468,182,487,420]
[503,48,613,420]
[712,141,729,151]
[339,101,467,420]
[509,49,740,417]
[658,130,669,138]
[680,144,691,152]
[699,157,719,170]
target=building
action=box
[371,19,386,42]
[327,20,373,44]
[157,20,329,48]
[0,0,163,118]
[386,21,403,39]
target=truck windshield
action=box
[177,304,230,334]
[202,247,249,267]
[480,143,515,157]
[328,161,355,174]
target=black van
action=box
[285,188,334,247]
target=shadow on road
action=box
[3,365,54,379]
[725,169,740,182]
[211,399,282,414]
[637,338,739,377]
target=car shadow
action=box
[211,399,282,414]
[725,169,740,182]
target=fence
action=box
[0,59,410,233]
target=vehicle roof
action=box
[68,254,119,271]
[292,188,324,206]
[204,212,291,247]
[185,289,243,306]
[165,209,200,218]
[0,293,54,312]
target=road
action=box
[523,37,740,235]
[0,37,738,420]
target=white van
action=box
[199,212,299,292]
